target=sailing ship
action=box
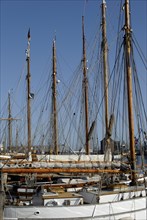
[0,0,147,219]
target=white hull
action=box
[80,186,146,204]
[4,196,147,219]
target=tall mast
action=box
[101,0,109,132]
[8,92,12,152]
[52,40,58,155]
[82,16,90,155]
[26,29,32,160]
[124,0,136,184]
[0,172,4,220]
[0,92,20,153]
[16,125,19,153]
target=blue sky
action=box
[0,0,147,146]
[1,0,146,104]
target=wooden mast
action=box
[15,125,19,153]
[101,0,109,133]
[101,0,114,162]
[82,16,90,155]
[52,39,58,155]
[8,92,12,152]
[26,29,32,160]
[0,172,4,220]
[0,92,20,153]
[124,0,136,184]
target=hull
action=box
[80,186,146,204]
[4,196,147,219]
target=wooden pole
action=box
[8,92,12,152]
[124,0,136,184]
[52,40,58,155]
[26,29,32,160]
[82,16,90,155]
[101,0,109,132]
[1,167,123,174]
[0,172,5,220]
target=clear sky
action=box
[0,0,147,147]
[1,0,146,105]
